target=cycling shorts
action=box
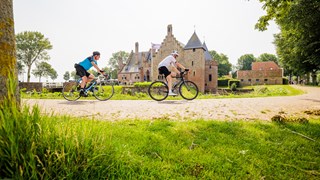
[158,66,171,78]
[75,63,90,77]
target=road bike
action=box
[62,74,114,101]
[148,69,199,101]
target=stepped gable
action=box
[184,31,205,50]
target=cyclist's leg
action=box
[159,66,173,92]
[75,64,88,89]
[87,73,95,83]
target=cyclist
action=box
[74,51,106,97]
[158,50,187,96]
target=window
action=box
[256,79,260,82]
[209,74,212,81]
[264,79,268,82]
[193,48,195,52]
[193,71,196,76]
[192,61,194,66]
[241,79,244,82]
[248,79,251,82]
[209,65,212,69]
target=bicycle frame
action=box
[148,70,198,101]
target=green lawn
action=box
[21,85,305,100]
[1,103,319,179]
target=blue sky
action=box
[13,0,279,82]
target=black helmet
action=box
[93,51,100,56]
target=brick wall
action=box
[237,69,283,85]
[19,82,42,92]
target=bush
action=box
[228,80,240,88]
[230,83,237,91]
[283,77,289,85]
[134,82,152,88]
[218,77,231,87]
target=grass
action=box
[1,102,319,179]
[21,85,305,100]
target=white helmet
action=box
[171,50,179,56]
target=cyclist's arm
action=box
[91,61,105,74]
[176,62,186,71]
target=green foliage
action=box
[256,0,320,81]
[16,31,53,82]
[1,104,319,179]
[209,50,232,77]
[133,81,152,87]
[108,51,129,77]
[32,61,57,82]
[257,53,279,64]
[63,71,70,81]
[283,77,289,85]
[230,83,237,91]
[218,76,231,87]
[237,54,257,70]
[228,80,240,89]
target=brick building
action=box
[237,61,283,85]
[118,24,218,93]
[118,42,151,85]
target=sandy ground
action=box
[22,85,320,121]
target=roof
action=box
[203,42,213,61]
[120,51,151,73]
[184,32,205,50]
[252,61,280,71]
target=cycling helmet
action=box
[171,50,179,56]
[93,51,101,56]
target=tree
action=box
[48,68,58,81]
[257,53,278,64]
[209,50,232,77]
[108,51,129,76]
[256,0,320,84]
[237,54,256,70]
[32,62,57,82]
[16,31,53,82]
[0,0,20,104]
[63,71,70,81]
[70,71,79,80]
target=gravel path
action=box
[22,85,320,121]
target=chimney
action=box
[135,42,139,65]
[167,24,172,36]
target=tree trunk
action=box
[0,0,20,105]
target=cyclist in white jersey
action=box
[158,50,187,96]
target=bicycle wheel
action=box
[179,81,198,100]
[93,83,114,101]
[148,81,168,101]
[62,82,81,101]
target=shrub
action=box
[134,82,152,88]
[218,77,230,87]
[228,80,240,88]
[283,77,289,85]
[230,83,237,91]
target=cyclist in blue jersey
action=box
[74,51,106,96]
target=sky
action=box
[13,0,279,82]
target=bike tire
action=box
[148,81,169,101]
[179,80,199,100]
[62,81,81,101]
[93,83,114,101]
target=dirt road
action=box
[22,85,320,121]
